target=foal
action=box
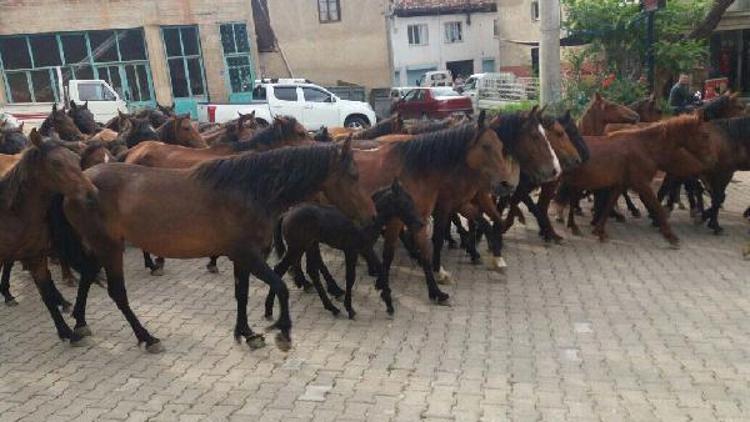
[268,179,423,319]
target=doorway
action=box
[446,60,474,80]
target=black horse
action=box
[268,179,423,319]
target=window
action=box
[318,0,341,23]
[403,89,425,102]
[0,29,154,104]
[444,22,463,43]
[482,58,496,73]
[408,24,428,46]
[303,87,331,103]
[274,86,298,101]
[531,1,540,21]
[253,85,267,100]
[162,26,206,99]
[220,23,255,94]
[78,82,116,101]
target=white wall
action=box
[390,12,500,86]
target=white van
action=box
[462,73,538,110]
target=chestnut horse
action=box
[0,130,96,343]
[557,114,715,245]
[353,113,514,307]
[201,111,259,145]
[329,114,404,141]
[579,93,640,136]
[55,139,375,352]
[39,104,86,142]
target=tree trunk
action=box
[687,0,736,40]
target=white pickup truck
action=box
[197,82,377,129]
[3,78,128,126]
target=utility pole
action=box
[539,0,562,105]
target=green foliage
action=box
[486,101,539,116]
[562,0,710,76]
[560,75,648,118]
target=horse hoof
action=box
[70,336,89,348]
[668,240,681,250]
[274,333,292,352]
[74,326,92,337]
[347,310,356,320]
[247,335,266,350]
[264,313,274,322]
[470,255,482,265]
[436,267,453,285]
[150,268,164,277]
[206,265,219,274]
[430,291,450,306]
[5,298,18,307]
[329,307,341,317]
[146,341,165,354]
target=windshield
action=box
[432,87,462,97]
[464,77,477,91]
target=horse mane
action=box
[557,115,589,162]
[39,114,55,137]
[393,123,477,174]
[712,115,750,145]
[492,112,528,153]
[609,114,701,141]
[352,116,398,140]
[700,95,729,120]
[191,144,338,210]
[404,118,454,135]
[230,117,303,152]
[0,142,57,210]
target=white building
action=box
[389,0,500,87]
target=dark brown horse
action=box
[0,129,96,342]
[39,104,86,142]
[353,113,514,306]
[201,111,259,145]
[0,120,29,154]
[557,114,715,245]
[67,100,99,135]
[56,139,376,352]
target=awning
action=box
[501,34,590,47]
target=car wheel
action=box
[345,116,369,129]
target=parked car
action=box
[0,110,21,128]
[3,78,128,126]
[198,81,377,129]
[390,87,473,120]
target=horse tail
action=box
[273,215,286,259]
[48,195,101,277]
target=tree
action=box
[688,0,736,39]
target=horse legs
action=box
[703,171,734,235]
[243,252,292,351]
[318,260,345,299]
[364,247,393,315]
[536,181,564,243]
[206,256,219,274]
[623,191,641,218]
[266,247,304,319]
[142,251,165,276]
[451,214,470,249]
[567,191,583,236]
[343,251,358,319]
[634,182,680,246]
[60,260,77,287]
[232,265,264,350]
[103,252,162,352]
[1,261,17,306]
[399,227,421,261]
[592,187,624,242]
[71,262,99,338]
[304,245,341,317]
[431,211,451,283]
[27,257,81,344]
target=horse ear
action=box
[249,110,255,119]
[118,110,128,119]
[83,101,89,109]
[477,110,487,128]
[18,122,24,131]
[341,135,353,158]
[70,100,77,110]
[52,103,58,114]
[29,128,42,147]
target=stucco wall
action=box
[258,0,391,89]
[496,0,541,71]
[391,11,500,86]
[0,0,259,104]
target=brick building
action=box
[0,0,259,116]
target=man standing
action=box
[669,73,696,114]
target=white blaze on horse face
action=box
[538,124,562,180]
[104,153,110,163]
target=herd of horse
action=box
[1,90,748,355]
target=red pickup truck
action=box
[391,87,473,120]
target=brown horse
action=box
[330,114,404,141]
[156,114,207,148]
[0,129,96,341]
[121,116,312,170]
[39,104,86,142]
[557,114,715,245]
[579,93,640,136]
[353,113,514,306]
[56,139,375,352]
[201,111,259,145]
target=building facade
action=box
[389,0,500,86]
[495,0,541,76]
[0,0,259,116]
[253,0,392,90]
[710,0,750,94]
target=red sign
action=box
[642,0,665,11]
[704,77,729,100]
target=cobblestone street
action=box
[2,176,750,422]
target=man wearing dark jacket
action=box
[669,73,696,114]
